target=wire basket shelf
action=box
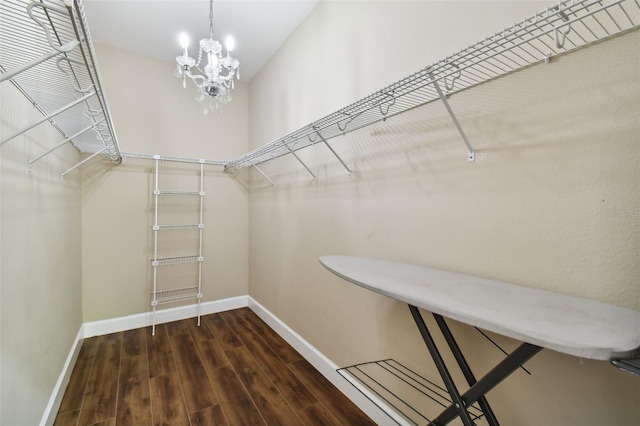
[338,359,489,426]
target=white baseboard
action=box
[44,295,400,425]
[41,296,248,425]
[82,295,248,338]
[247,296,402,425]
[40,328,84,426]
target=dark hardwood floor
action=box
[54,308,375,425]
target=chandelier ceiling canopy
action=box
[175,0,240,114]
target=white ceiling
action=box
[83,0,319,81]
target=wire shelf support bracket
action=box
[314,127,352,177]
[250,161,276,186]
[429,72,475,162]
[0,0,122,164]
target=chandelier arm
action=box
[218,72,235,81]
[189,74,207,85]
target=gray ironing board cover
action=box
[320,255,640,361]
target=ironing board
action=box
[319,255,640,426]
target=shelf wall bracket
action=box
[250,161,276,186]
[429,72,475,162]
[285,142,317,182]
[28,122,100,171]
[0,91,96,147]
[61,147,105,179]
[313,127,352,177]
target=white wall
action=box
[81,45,249,322]
[0,83,83,425]
[247,1,640,424]
[0,40,250,423]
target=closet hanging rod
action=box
[225,0,639,173]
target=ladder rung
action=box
[151,287,201,304]
[155,190,203,196]
[151,255,203,266]
[153,224,203,230]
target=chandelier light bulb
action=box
[179,32,189,54]
[225,36,235,53]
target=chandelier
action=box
[174,0,240,114]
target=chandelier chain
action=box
[209,0,214,38]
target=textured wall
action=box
[247,1,640,424]
[0,82,83,425]
[80,45,250,322]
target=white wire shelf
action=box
[151,255,203,266]
[0,0,121,163]
[151,286,201,305]
[225,0,640,173]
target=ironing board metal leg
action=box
[433,313,500,426]
[432,342,542,425]
[409,305,474,426]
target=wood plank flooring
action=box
[55,308,375,426]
